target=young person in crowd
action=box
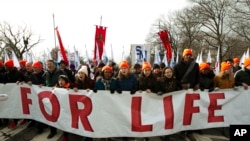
[3,59,25,129]
[95,65,116,91]
[199,62,215,91]
[214,62,234,89]
[232,57,242,73]
[157,67,180,94]
[115,60,138,93]
[56,75,72,141]
[138,62,158,93]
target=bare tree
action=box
[0,22,42,60]
[229,0,250,41]
[191,0,233,61]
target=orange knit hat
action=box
[119,61,129,69]
[244,58,250,67]
[19,60,27,66]
[199,62,210,71]
[221,62,231,71]
[32,61,43,68]
[4,59,14,68]
[233,57,240,63]
[182,49,192,57]
[102,65,113,73]
[142,62,151,70]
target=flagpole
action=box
[53,13,57,50]
[100,16,102,26]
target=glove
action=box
[130,90,136,95]
[157,91,163,95]
[214,87,219,91]
[110,89,115,94]
[208,87,214,92]
[93,88,98,93]
[116,89,122,94]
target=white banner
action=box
[0,84,250,138]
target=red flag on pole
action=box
[94,25,107,60]
[55,27,68,64]
[158,30,172,62]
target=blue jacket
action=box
[95,78,117,90]
[116,74,138,91]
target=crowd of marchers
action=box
[0,48,250,141]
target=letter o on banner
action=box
[38,91,60,122]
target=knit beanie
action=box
[199,62,210,71]
[233,57,240,63]
[221,62,231,71]
[142,62,151,70]
[244,58,250,67]
[78,65,88,76]
[4,59,14,68]
[182,49,192,57]
[32,61,43,68]
[102,65,113,73]
[119,61,129,69]
[19,60,27,66]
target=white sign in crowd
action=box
[0,83,250,138]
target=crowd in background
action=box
[0,48,250,141]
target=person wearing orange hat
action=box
[2,59,25,129]
[116,60,138,93]
[173,49,200,141]
[95,65,116,91]
[27,61,44,86]
[199,62,215,91]
[138,62,158,93]
[214,61,234,89]
[24,61,46,134]
[173,48,200,90]
[232,57,241,73]
[234,57,250,90]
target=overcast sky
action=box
[0,0,189,61]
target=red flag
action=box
[94,25,107,60]
[158,30,172,62]
[55,27,68,64]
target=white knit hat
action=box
[78,65,88,76]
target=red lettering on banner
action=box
[38,91,60,122]
[208,93,225,122]
[131,97,153,132]
[183,93,200,125]
[20,87,32,114]
[163,96,174,129]
[69,94,94,132]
